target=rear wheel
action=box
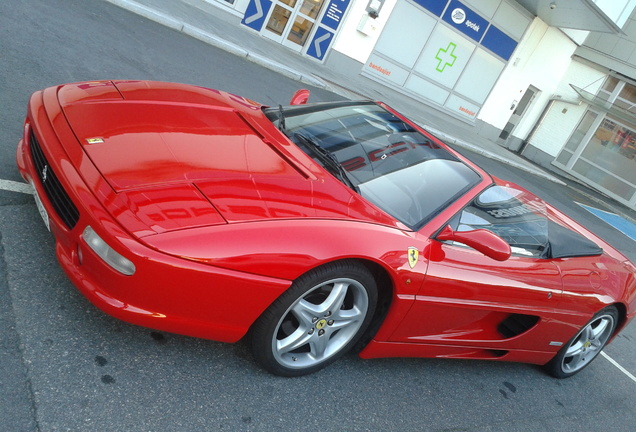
[544,306,618,378]
[250,261,377,377]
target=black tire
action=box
[544,306,618,378]
[250,261,378,377]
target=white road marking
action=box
[601,351,636,383]
[0,179,33,195]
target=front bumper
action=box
[16,89,291,342]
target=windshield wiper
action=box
[292,133,358,192]
[278,105,286,132]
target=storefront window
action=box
[572,160,635,200]
[614,82,636,113]
[572,114,636,201]
[598,76,618,102]
[287,17,313,46]
[557,111,598,166]
[601,75,619,93]
[299,0,324,19]
[266,5,292,36]
[565,111,598,152]
[582,116,636,169]
[257,0,328,53]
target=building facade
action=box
[210,0,636,209]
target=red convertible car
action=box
[17,80,636,377]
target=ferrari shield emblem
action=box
[407,247,419,269]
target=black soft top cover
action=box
[548,221,603,258]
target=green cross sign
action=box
[435,42,457,72]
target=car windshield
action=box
[265,102,481,229]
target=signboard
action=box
[413,0,449,17]
[481,26,517,61]
[241,0,272,31]
[307,27,334,61]
[321,0,351,31]
[445,94,479,119]
[442,0,488,42]
[364,53,410,85]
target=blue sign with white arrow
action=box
[242,0,272,31]
[307,27,334,61]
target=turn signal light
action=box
[82,226,136,276]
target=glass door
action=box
[263,0,326,51]
[263,0,296,44]
[571,115,636,203]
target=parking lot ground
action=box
[577,204,636,242]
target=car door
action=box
[389,185,564,354]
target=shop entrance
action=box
[499,85,539,145]
[554,76,636,208]
[262,0,326,51]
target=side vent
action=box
[498,314,539,339]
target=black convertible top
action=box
[548,221,603,258]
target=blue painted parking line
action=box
[577,203,636,242]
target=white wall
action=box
[331,0,397,64]
[526,61,606,157]
[478,18,578,139]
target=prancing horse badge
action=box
[407,247,419,269]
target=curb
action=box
[425,127,568,186]
[106,0,184,31]
[104,0,326,88]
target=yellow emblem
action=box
[408,247,419,269]
[316,319,327,330]
[86,137,104,144]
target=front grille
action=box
[29,131,80,230]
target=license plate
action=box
[31,182,50,231]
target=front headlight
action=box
[82,226,136,276]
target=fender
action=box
[141,218,429,298]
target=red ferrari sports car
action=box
[17,80,636,377]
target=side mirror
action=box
[437,225,511,261]
[289,89,310,105]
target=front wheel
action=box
[544,306,618,378]
[250,261,378,377]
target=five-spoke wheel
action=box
[545,306,618,378]
[251,261,377,377]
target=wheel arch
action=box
[350,258,395,349]
[245,257,395,345]
[311,258,395,339]
[611,301,629,337]
[247,257,394,375]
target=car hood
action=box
[60,81,285,193]
[56,81,399,234]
